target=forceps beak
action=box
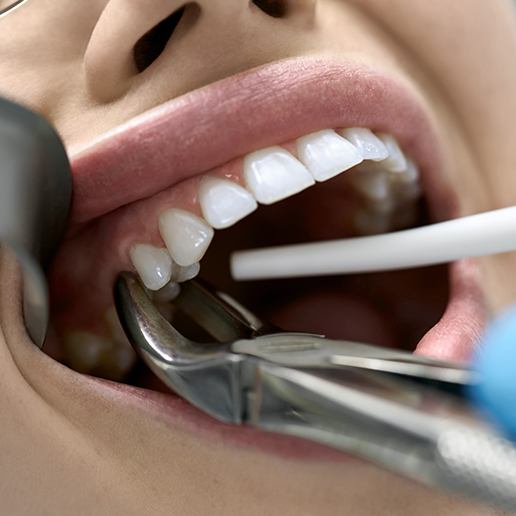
[114,272,253,423]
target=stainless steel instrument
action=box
[115,272,516,512]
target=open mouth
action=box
[44,57,486,451]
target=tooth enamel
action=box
[176,262,200,282]
[159,209,214,267]
[130,244,173,291]
[243,146,314,205]
[338,128,389,162]
[296,129,363,182]
[377,133,407,172]
[199,176,257,229]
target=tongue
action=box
[267,291,398,348]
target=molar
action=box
[296,129,363,182]
[199,176,257,229]
[243,146,314,204]
[130,244,173,291]
[338,128,388,162]
[159,208,214,266]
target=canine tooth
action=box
[199,177,257,229]
[296,129,363,182]
[338,128,388,161]
[130,244,173,291]
[377,133,407,172]
[176,262,200,282]
[159,209,214,267]
[243,146,314,205]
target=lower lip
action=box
[90,374,351,462]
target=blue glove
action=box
[470,307,516,440]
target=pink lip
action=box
[65,56,486,459]
[70,56,451,226]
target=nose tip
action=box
[84,0,318,102]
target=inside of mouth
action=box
[198,180,448,351]
[44,132,450,390]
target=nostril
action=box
[251,0,289,18]
[133,6,186,73]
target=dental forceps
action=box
[115,272,516,512]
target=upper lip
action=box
[70,56,450,227]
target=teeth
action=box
[130,244,172,291]
[129,128,420,286]
[199,176,257,229]
[296,129,363,182]
[338,128,388,162]
[243,146,314,205]
[377,133,407,172]
[159,208,214,266]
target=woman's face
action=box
[1,1,515,514]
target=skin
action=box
[0,0,515,514]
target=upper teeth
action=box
[130,127,421,292]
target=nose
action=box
[84,0,317,102]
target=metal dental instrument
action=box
[231,206,516,281]
[115,271,516,512]
[0,98,72,346]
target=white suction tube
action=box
[231,206,516,281]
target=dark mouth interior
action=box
[45,169,449,389]
[199,177,448,351]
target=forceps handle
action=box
[249,363,516,512]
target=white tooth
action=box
[176,262,200,282]
[350,167,391,202]
[159,209,214,266]
[296,129,363,182]
[338,128,388,162]
[130,244,173,291]
[199,177,257,229]
[153,281,181,303]
[377,133,407,172]
[63,331,112,373]
[243,146,314,205]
